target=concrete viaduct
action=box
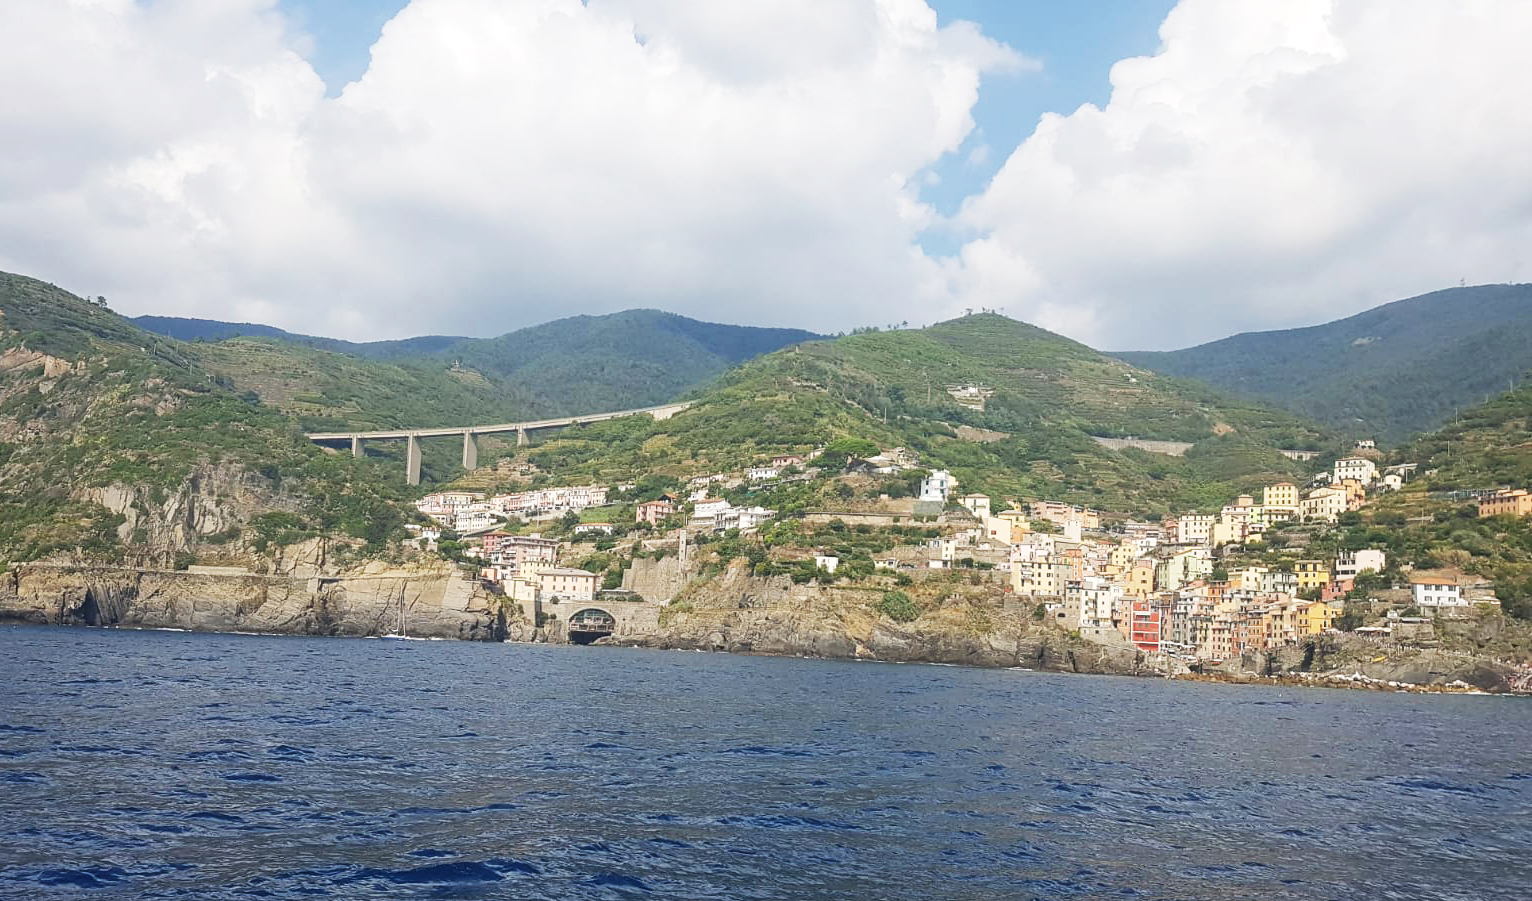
[307,401,693,485]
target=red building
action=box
[1129,600,1163,652]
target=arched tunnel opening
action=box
[567,608,616,645]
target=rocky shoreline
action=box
[0,559,504,641]
[4,557,1529,695]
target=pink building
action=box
[636,499,675,525]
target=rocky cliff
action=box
[0,558,507,641]
[1230,631,1532,693]
[610,559,1146,675]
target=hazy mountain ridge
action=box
[1116,284,1532,444]
[134,309,824,421]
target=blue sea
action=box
[1,624,1529,900]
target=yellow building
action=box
[1125,558,1156,598]
[1299,600,1342,634]
[1263,482,1298,509]
[1294,560,1331,593]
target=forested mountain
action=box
[491,314,1335,514]
[135,310,823,419]
[0,273,409,564]
[130,315,468,359]
[1116,284,1532,444]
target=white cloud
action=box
[948,0,1532,349]
[4,0,1528,351]
[0,0,1020,339]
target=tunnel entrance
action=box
[567,608,616,645]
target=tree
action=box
[876,590,919,623]
[821,437,880,466]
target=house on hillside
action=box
[959,493,991,518]
[1333,457,1378,485]
[636,499,675,525]
[1299,486,1346,523]
[1478,489,1532,518]
[920,470,954,504]
[1334,549,1386,581]
[1410,572,1466,609]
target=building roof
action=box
[539,567,597,578]
[1408,570,1461,586]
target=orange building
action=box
[1478,489,1532,518]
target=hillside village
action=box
[405,439,1517,665]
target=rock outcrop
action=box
[0,560,506,641]
[1215,632,1529,693]
[608,560,1145,675]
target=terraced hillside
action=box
[477,315,1336,514]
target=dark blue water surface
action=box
[1,625,1529,900]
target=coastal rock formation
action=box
[609,560,1145,675]
[0,560,505,640]
[1251,634,1528,693]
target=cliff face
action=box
[78,463,299,560]
[0,560,507,641]
[612,559,1145,675]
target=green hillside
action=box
[1117,284,1532,444]
[136,309,823,421]
[1404,380,1532,492]
[0,273,410,564]
[1315,384,1532,619]
[480,314,1334,515]
[187,338,526,433]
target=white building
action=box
[693,498,731,519]
[717,506,776,532]
[959,494,991,518]
[1334,549,1386,582]
[1410,573,1465,608]
[1177,514,1216,546]
[1333,457,1378,485]
[747,466,780,481]
[453,508,501,533]
[1300,487,1347,523]
[920,469,954,504]
[1066,577,1120,629]
[814,554,840,574]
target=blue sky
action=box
[278,0,1174,220]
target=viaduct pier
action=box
[307,401,692,485]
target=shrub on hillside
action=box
[876,590,919,623]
